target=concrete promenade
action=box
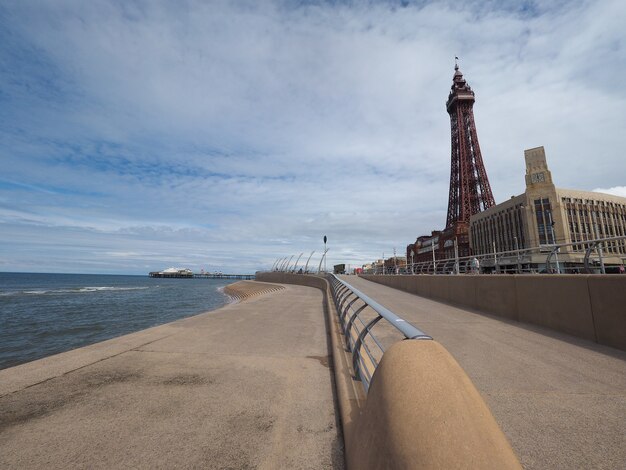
[341,275,626,470]
[0,282,343,469]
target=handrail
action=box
[328,274,432,393]
[331,275,431,340]
[367,234,626,275]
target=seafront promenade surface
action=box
[340,275,626,470]
[0,282,343,469]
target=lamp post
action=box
[514,236,521,274]
[323,235,327,273]
[382,252,384,275]
[546,210,561,274]
[410,250,415,274]
[431,243,436,274]
[591,209,606,274]
[454,238,459,275]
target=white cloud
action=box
[592,186,626,198]
[0,0,625,273]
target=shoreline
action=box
[0,281,343,468]
[0,275,237,371]
[0,280,285,392]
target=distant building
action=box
[149,267,194,278]
[361,262,376,272]
[333,264,346,275]
[383,256,407,274]
[470,147,626,271]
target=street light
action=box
[545,210,560,274]
[431,243,435,274]
[514,236,521,274]
[323,235,327,273]
[453,238,459,275]
[410,250,415,274]
[591,209,606,274]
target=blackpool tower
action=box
[445,62,495,230]
[407,62,495,263]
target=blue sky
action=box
[1,0,625,274]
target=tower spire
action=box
[444,63,495,229]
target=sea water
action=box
[0,272,237,370]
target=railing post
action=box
[598,243,606,274]
[352,315,383,383]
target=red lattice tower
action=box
[445,63,495,229]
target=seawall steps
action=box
[223,280,285,301]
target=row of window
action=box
[562,197,626,254]
[534,199,556,245]
[471,205,526,254]
[562,197,623,209]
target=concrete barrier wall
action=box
[361,274,626,351]
[587,277,626,348]
[256,272,329,291]
[257,272,522,469]
[349,340,521,469]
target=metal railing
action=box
[328,274,431,392]
[366,235,626,275]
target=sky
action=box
[1,0,625,274]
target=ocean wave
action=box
[217,286,239,304]
[79,287,150,292]
[1,286,151,296]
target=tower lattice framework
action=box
[445,64,495,229]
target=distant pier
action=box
[193,273,255,280]
[148,271,254,280]
[149,267,254,280]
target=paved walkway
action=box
[0,283,343,469]
[340,275,626,470]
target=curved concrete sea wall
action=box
[360,274,626,351]
[256,272,521,469]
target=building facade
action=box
[470,147,626,271]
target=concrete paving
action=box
[0,283,344,469]
[340,275,626,470]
